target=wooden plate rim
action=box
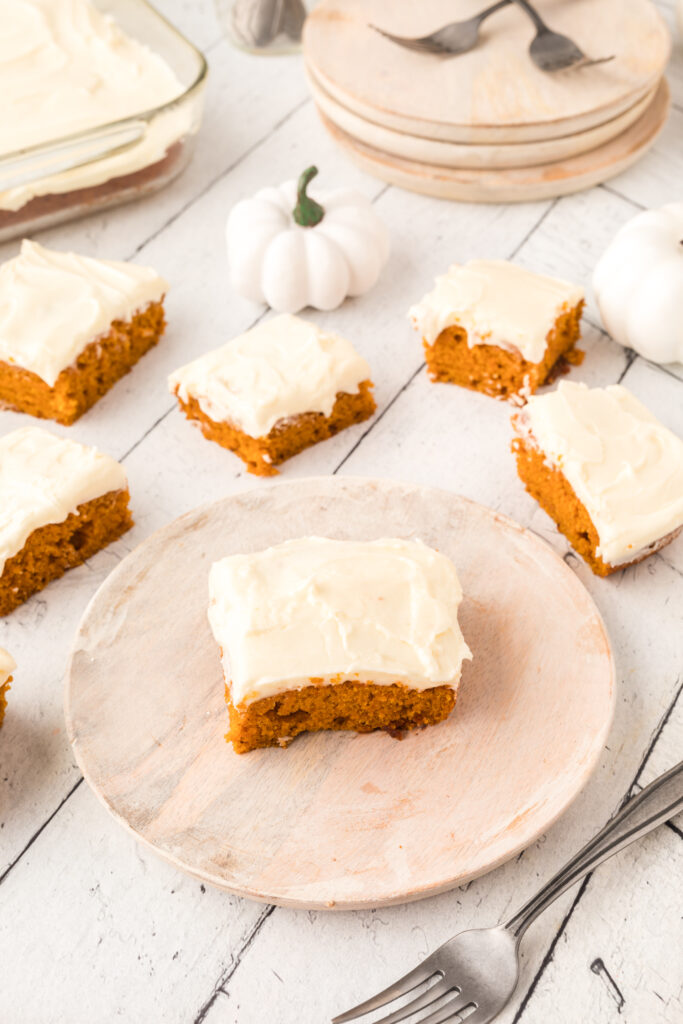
[64,477,616,909]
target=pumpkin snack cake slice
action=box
[0,427,133,615]
[512,381,683,577]
[409,259,585,402]
[0,648,15,727]
[208,536,472,754]
[169,314,376,476]
[0,240,167,425]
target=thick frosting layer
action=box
[520,381,683,565]
[0,241,167,386]
[208,536,472,707]
[0,648,15,687]
[169,314,372,438]
[409,259,584,364]
[0,427,127,573]
[0,0,194,211]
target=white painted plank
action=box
[0,783,264,1024]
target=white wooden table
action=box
[1,3,682,1021]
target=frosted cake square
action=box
[0,427,133,614]
[169,314,375,476]
[512,381,683,576]
[208,536,472,753]
[409,260,584,402]
[0,241,167,424]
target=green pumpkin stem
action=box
[293,166,325,228]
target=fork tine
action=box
[414,993,477,1024]
[369,25,448,54]
[370,979,454,1024]
[331,961,440,1023]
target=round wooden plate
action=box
[320,78,669,203]
[307,65,658,170]
[65,478,615,910]
[304,0,670,145]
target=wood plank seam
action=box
[0,777,83,888]
[193,905,276,1023]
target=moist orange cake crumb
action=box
[174,382,375,476]
[208,537,472,754]
[512,382,683,576]
[410,259,585,402]
[169,314,376,475]
[224,680,456,754]
[0,649,14,728]
[0,302,166,425]
[0,427,133,615]
[0,240,167,424]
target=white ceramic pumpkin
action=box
[593,202,683,364]
[226,166,390,313]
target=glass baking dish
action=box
[0,0,208,243]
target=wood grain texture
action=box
[318,79,670,202]
[308,67,659,170]
[303,0,670,142]
[65,478,614,909]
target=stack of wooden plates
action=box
[303,0,671,202]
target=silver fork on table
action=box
[371,0,614,72]
[333,759,683,1024]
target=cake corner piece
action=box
[0,426,133,615]
[409,259,584,403]
[169,314,376,476]
[0,240,167,425]
[207,536,471,753]
[511,381,683,576]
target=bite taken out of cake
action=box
[0,241,167,425]
[208,536,472,753]
[0,427,133,614]
[512,381,683,576]
[409,260,584,403]
[0,648,15,727]
[168,314,376,476]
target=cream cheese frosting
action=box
[208,536,472,707]
[0,426,127,574]
[409,259,584,364]
[520,381,683,566]
[169,314,372,438]
[0,241,167,386]
[0,648,15,687]
[0,0,195,211]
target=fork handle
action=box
[506,760,683,940]
[510,0,549,32]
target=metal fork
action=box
[371,0,614,72]
[371,0,512,57]
[333,759,683,1024]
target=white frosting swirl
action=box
[169,314,372,438]
[208,536,472,707]
[0,241,167,386]
[521,381,683,566]
[0,426,127,573]
[409,259,584,364]
[0,0,194,211]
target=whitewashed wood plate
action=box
[307,66,659,170]
[304,0,670,144]
[320,78,669,203]
[65,478,615,910]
